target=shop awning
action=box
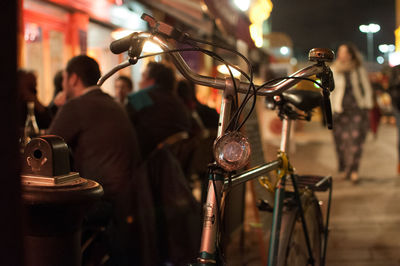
[203,0,255,48]
[136,0,213,36]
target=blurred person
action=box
[330,43,373,183]
[388,64,400,174]
[176,79,219,137]
[114,75,133,105]
[48,54,141,203]
[176,79,219,201]
[17,69,52,129]
[47,70,66,117]
[48,55,142,265]
[126,61,191,159]
[126,63,200,265]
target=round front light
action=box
[213,131,251,172]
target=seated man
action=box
[48,55,143,265]
[48,55,141,200]
[126,62,191,159]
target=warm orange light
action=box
[395,26,400,52]
[249,0,273,24]
[250,24,263,48]
[217,64,241,78]
[111,29,133,40]
[249,0,273,48]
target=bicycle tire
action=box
[277,192,323,266]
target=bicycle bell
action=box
[213,131,251,172]
[308,48,335,62]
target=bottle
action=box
[23,101,39,146]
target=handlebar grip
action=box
[110,33,134,54]
[322,90,333,129]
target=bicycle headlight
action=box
[213,131,251,172]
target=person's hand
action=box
[53,91,67,107]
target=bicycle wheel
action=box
[277,192,323,266]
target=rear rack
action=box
[290,174,332,265]
[287,175,332,192]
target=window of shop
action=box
[23,0,68,105]
[88,22,119,96]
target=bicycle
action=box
[98,14,334,266]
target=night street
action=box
[228,120,400,265]
[293,121,400,265]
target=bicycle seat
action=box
[281,89,322,112]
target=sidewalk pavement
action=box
[227,121,400,265]
[292,121,400,266]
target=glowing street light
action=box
[378,44,395,53]
[378,44,395,63]
[233,0,250,11]
[359,23,381,61]
[376,56,384,64]
[280,46,290,56]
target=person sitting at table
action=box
[126,62,200,265]
[126,61,191,159]
[17,69,52,129]
[48,55,144,265]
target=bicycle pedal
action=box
[257,199,273,212]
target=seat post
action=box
[267,118,292,266]
[280,118,292,154]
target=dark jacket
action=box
[126,85,191,158]
[146,146,201,265]
[48,88,141,199]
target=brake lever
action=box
[141,13,189,42]
[318,66,334,130]
[322,89,333,129]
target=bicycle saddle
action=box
[281,89,322,112]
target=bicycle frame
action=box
[99,20,334,265]
[199,93,324,266]
[196,82,296,265]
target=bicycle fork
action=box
[197,170,224,265]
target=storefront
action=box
[19,0,149,104]
[19,0,261,110]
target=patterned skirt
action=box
[332,108,369,176]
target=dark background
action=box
[0,1,22,265]
[270,0,396,61]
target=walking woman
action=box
[331,43,373,183]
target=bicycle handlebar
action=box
[100,31,330,96]
[98,13,335,127]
